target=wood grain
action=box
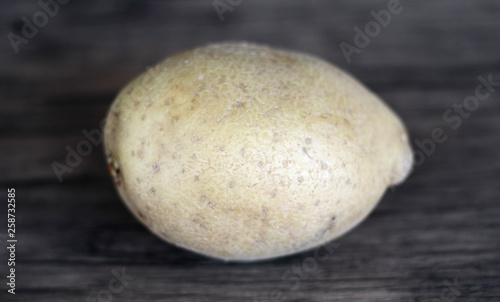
[0,0,499,301]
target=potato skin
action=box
[104,42,412,261]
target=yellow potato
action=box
[104,42,413,261]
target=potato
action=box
[104,42,413,261]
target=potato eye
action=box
[107,155,123,185]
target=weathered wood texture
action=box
[0,0,499,301]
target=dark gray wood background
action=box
[0,0,499,301]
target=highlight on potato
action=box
[103,42,413,261]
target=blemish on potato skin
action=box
[195,220,207,229]
[222,207,235,213]
[194,176,199,182]
[164,97,174,106]
[317,216,336,237]
[303,147,312,159]
[298,176,304,183]
[191,134,201,142]
[306,137,312,144]
[326,216,336,230]
[229,182,235,188]
[191,214,207,229]
[208,202,215,208]
[273,132,280,142]
[150,188,156,195]
[136,210,146,221]
[152,164,160,173]
[201,195,206,202]
[260,207,269,225]
[262,207,268,215]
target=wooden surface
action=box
[1,0,499,301]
